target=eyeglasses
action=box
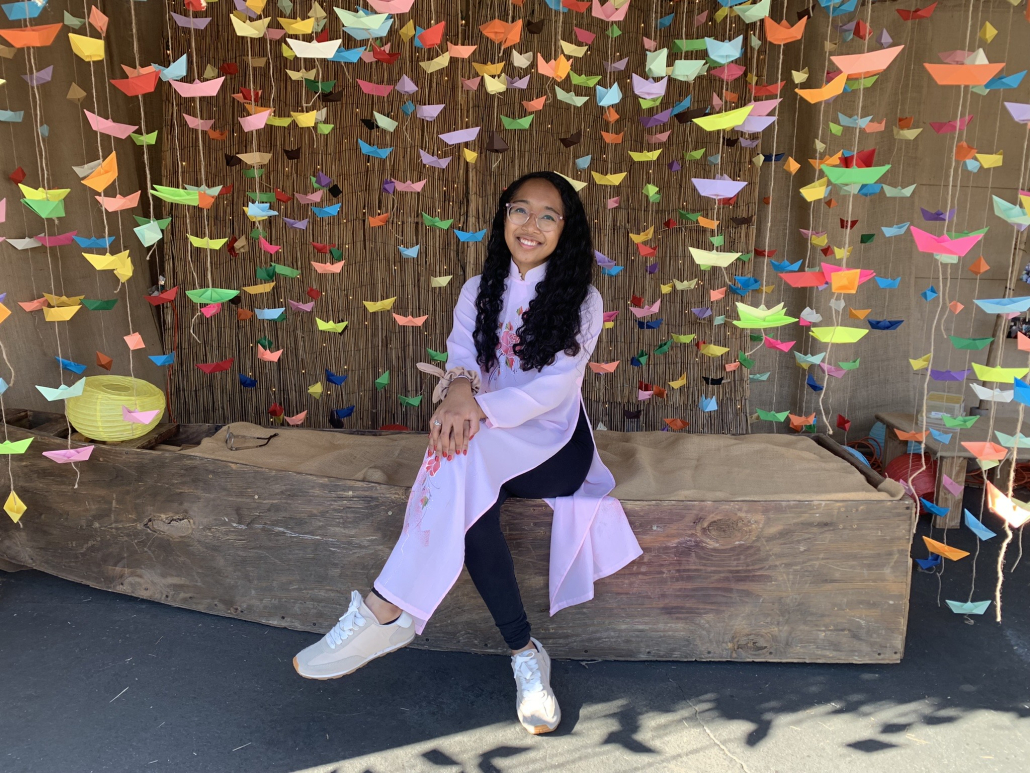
[505,203,564,233]
[225,429,279,451]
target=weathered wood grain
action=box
[0,422,915,663]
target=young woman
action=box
[293,171,642,734]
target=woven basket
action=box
[65,376,166,442]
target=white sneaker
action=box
[511,637,561,734]
[293,590,415,680]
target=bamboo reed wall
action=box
[160,1,765,433]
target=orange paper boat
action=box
[764,16,807,45]
[922,536,970,561]
[895,429,929,441]
[0,23,62,48]
[960,441,1008,461]
[830,46,905,78]
[924,62,1005,86]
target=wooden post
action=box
[934,455,966,529]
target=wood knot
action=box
[696,511,764,549]
[730,630,773,656]
[144,514,194,538]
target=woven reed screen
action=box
[161,2,763,433]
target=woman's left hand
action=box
[428,379,486,460]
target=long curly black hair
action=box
[472,171,594,375]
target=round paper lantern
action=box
[883,453,938,512]
[66,376,166,442]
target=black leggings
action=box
[463,405,594,650]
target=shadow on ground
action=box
[1,503,1028,772]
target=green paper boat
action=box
[81,298,118,311]
[672,39,707,52]
[271,263,301,278]
[942,415,978,429]
[949,335,993,350]
[134,215,172,229]
[151,186,199,206]
[185,288,240,304]
[823,164,892,186]
[653,339,673,355]
[421,212,453,230]
[500,114,534,130]
[22,198,65,219]
[0,438,33,455]
[131,131,158,146]
[569,72,601,87]
[304,78,336,93]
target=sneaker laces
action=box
[512,651,545,697]
[325,590,367,649]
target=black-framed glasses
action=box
[225,429,279,451]
[505,203,564,233]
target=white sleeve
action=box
[444,276,484,379]
[475,287,603,429]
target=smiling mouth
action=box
[516,236,542,249]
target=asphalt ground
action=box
[2,510,1028,773]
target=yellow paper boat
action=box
[230,15,271,38]
[188,236,229,250]
[42,293,84,307]
[242,282,276,295]
[591,171,627,186]
[700,344,730,357]
[278,17,315,35]
[69,33,104,62]
[629,226,654,243]
[316,318,349,333]
[19,184,70,201]
[690,248,741,267]
[554,172,587,191]
[809,326,868,343]
[693,105,753,132]
[42,306,81,322]
[800,178,829,202]
[971,362,1029,383]
[363,297,397,312]
[420,52,451,74]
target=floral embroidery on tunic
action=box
[494,305,526,376]
[402,453,443,547]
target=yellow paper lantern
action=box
[65,376,166,442]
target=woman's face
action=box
[504,178,565,278]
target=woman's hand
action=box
[428,379,487,460]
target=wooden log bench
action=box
[0,412,915,663]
